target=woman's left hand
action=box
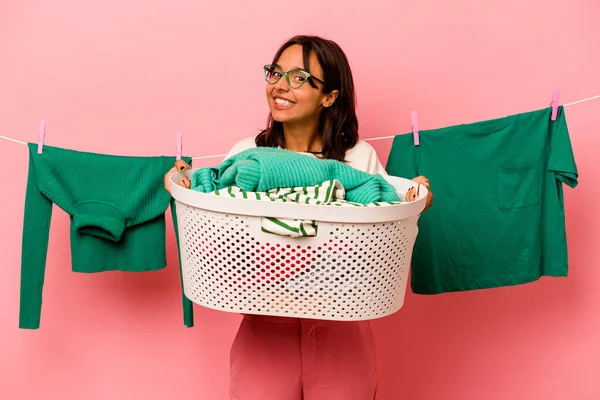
[412,176,433,211]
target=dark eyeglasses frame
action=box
[263,64,325,89]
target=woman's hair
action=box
[255,35,359,161]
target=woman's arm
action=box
[163,160,192,193]
[163,137,256,193]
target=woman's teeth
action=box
[275,98,294,106]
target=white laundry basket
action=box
[170,170,427,321]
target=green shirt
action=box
[19,143,191,329]
[386,106,578,294]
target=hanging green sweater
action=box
[191,147,400,203]
[19,143,192,329]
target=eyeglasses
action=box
[263,64,325,89]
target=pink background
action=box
[1,1,599,399]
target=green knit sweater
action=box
[191,147,400,203]
[19,143,192,329]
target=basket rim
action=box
[169,169,427,223]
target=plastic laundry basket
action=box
[169,170,428,321]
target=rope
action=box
[2,93,599,158]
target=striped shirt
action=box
[212,180,400,237]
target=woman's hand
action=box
[411,175,433,211]
[164,160,192,194]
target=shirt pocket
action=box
[498,163,540,210]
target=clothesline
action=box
[1,94,599,158]
[192,95,600,160]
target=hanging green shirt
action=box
[386,106,578,294]
[19,143,192,329]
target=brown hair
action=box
[255,35,359,161]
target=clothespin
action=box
[550,86,560,121]
[176,132,182,160]
[411,111,420,146]
[37,120,46,154]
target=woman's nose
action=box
[274,75,290,91]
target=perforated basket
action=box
[170,170,427,321]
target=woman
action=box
[165,35,433,400]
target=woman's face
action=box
[265,44,330,126]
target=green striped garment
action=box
[212,180,400,237]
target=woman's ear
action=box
[322,90,339,108]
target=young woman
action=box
[165,35,433,400]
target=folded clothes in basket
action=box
[191,147,400,203]
[211,180,401,237]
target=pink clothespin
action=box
[37,120,46,154]
[176,132,182,160]
[550,86,560,121]
[411,111,420,146]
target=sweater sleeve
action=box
[345,140,388,175]
[19,148,54,329]
[367,152,388,176]
[224,136,257,160]
[171,199,194,328]
[171,156,194,327]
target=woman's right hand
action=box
[164,160,192,194]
